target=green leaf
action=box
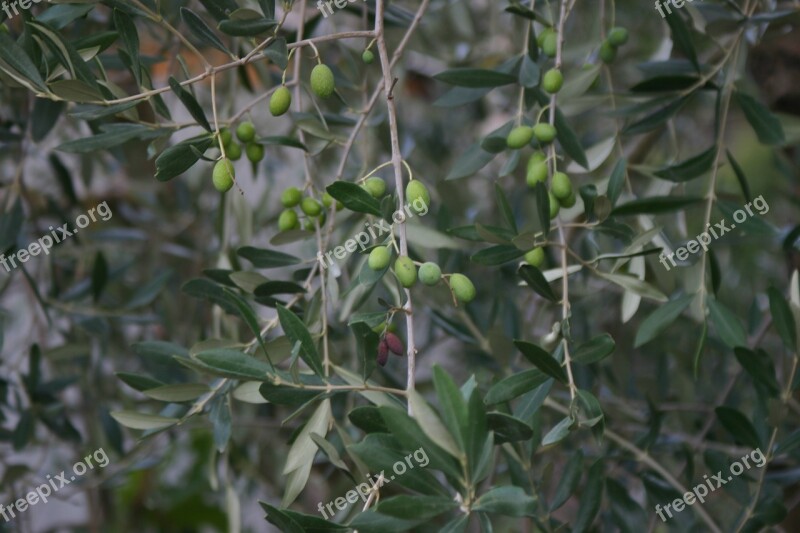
[446,139,497,180]
[573,460,604,533]
[347,433,450,497]
[725,150,751,201]
[254,281,306,299]
[181,7,231,55]
[277,305,324,376]
[487,412,533,444]
[471,245,525,266]
[259,502,304,533]
[473,486,536,517]
[733,347,779,396]
[707,297,747,348]
[611,196,704,216]
[256,135,307,151]
[495,183,518,232]
[155,135,214,181]
[0,198,23,252]
[634,294,694,347]
[114,9,141,86]
[218,14,277,36]
[263,37,289,70]
[734,91,785,145]
[715,407,762,449]
[485,369,550,404]
[623,96,690,135]
[143,383,210,402]
[379,407,463,481]
[432,366,469,452]
[116,372,164,392]
[192,348,272,380]
[326,181,383,217]
[653,146,717,182]
[630,75,703,92]
[776,429,800,455]
[261,503,348,533]
[377,495,457,520]
[665,11,699,71]
[31,98,65,141]
[0,31,47,92]
[57,124,156,153]
[518,54,540,88]
[518,265,558,302]
[110,411,179,430]
[514,340,567,383]
[433,68,518,88]
[237,246,301,268]
[572,334,616,364]
[348,405,389,433]
[48,79,103,103]
[550,450,584,511]
[767,287,797,351]
[169,77,212,131]
[542,416,574,446]
[69,101,140,121]
[259,380,321,406]
[597,272,667,302]
[348,510,426,532]
[408,391,462,459]
[606,158,626,206]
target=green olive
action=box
[548,190,560,219]
[542,68,564,94]
[600,40,617,64]
[368,246,391,270]
[301,197,322,217]
[281,187,302,208]
[278,209,299,231]
[418,262,442,286]
[527,161,548,187]
[551,171,572,200]
[533,123,557,144]
[310,64,335,98]
[524,247,545,268]
[270,86,292,117]
[608,27,629,47]
[212,158,235,193]
[394,256,417,288]
[449,273,476,303]
[507,126,534,149]
[236,121,256,143]
[363,177,387,198]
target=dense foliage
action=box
[1,0,799,531]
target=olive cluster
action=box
[277,187,341,232]
[503,25,628,268]
[599,27,629,64]
[211,61,340,193]
[361,180,476,304]
[211,121,265,192]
